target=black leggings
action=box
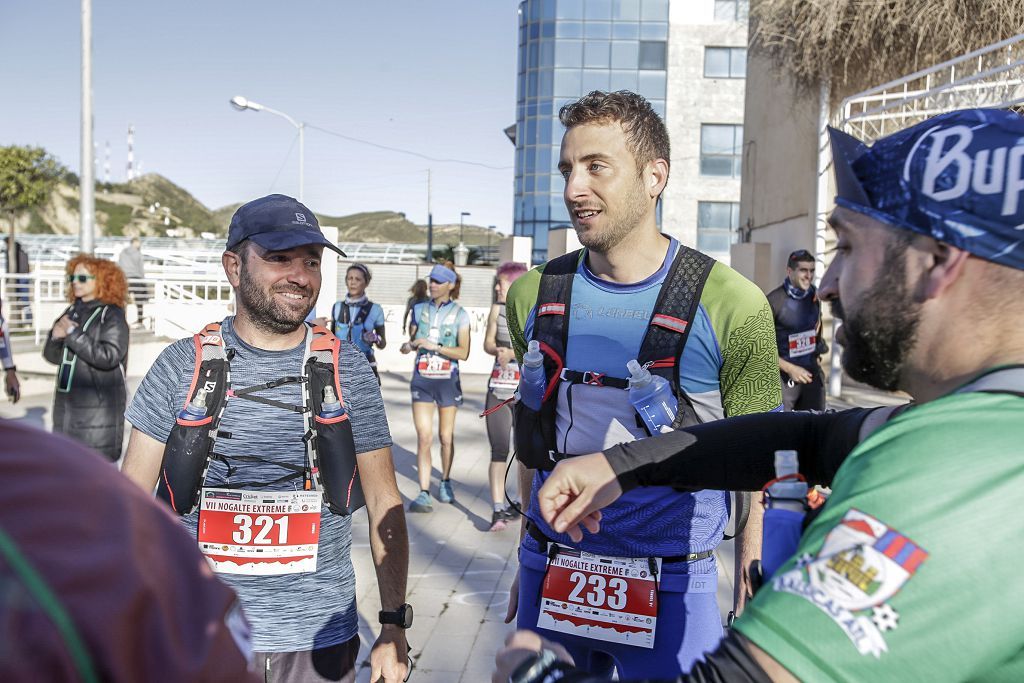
[484,392,514,462]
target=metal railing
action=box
[839,33,1024,143]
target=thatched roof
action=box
[751,0,1024,97]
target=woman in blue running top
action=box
[330,263,386,383]
[400,262,471,513]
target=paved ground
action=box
[1,333,902,682]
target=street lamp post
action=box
[488,224,496,263]
[455,211,471,267]
[230,95,305,202]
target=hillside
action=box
[11,174,500,245]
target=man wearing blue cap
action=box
[122,195,411,682]
[495,108,1024,681]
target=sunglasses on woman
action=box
[67,274,96,283]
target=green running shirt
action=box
[735,390,1024,682]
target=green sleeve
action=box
[734,393,1024,681]
[505,266,543,364]
[701,263,782,416]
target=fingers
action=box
[504,572,520,623]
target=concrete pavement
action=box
[1,332,901,682]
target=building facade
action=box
[512,0,749,263]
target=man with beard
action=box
[766,249,828,410]
[503,91,781,680]
[493,108,1024,682]
[121,195,411,683]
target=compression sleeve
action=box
[604,409,877,493]
[555,631,774,683]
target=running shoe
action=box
[438,480,455,504]
[490,510,508,532]
[500,504,521,521]
[408,491,433,513]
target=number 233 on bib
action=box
[537,547,660,649]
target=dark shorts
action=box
[410,372,463,407]
[781,366,825,411]
[255,635,359,683]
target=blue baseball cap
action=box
[829,108,1024,270]
[428,264,457,284]
[227,194,346,256]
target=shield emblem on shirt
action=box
[807,509,928,612]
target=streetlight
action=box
[455,211,471,267]
[230,95,305,202]
[488,224,496,263]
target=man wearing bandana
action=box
[495,109,1024,682]
[766,249,828,411]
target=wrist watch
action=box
[379,603,414,629]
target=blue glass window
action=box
[556,0,584,20]
[584,0,612,20]
[556,21,583,38]
[585,22,612,39]
[639,41,666,69]
[538,69,554,97]
[614,0,641,21]
[704,46,746,78]
[612,22,640,39]
[700,124,744,177]
[555,40,583,67]
[581,69,610,93]
[540,40,555,67]
[641,0,669,21]
[640,22,668,40]
[554,68,582,96]
[609,69,639,92]
[584,41,610,68]
[638,70,666,96]
[611,41,639,68]
[697,201,740,253]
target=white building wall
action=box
[663,0,747,264]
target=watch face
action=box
[401,603,414,628]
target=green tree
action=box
[0,145,65,271]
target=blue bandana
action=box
[783,278,813,300]
[829,108,1024,271]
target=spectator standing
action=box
[118,237,148,326]
[43,255,129,461]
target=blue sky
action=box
[1,1,520,231]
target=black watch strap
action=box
[378,603,413,628]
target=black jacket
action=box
[43,300,129,461]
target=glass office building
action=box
[514,0,669,263]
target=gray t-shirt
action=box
[126,317,392,652]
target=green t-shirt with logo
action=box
[735,390,1024,682]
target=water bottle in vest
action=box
[320,386,346,419]
[178,386,209,420]
[518,340,547,411]
[626,359,678,435]
[760,450,809,580]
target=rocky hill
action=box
[11,174,500,245]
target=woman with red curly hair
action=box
[43,255,130,460]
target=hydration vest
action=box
[156,322,365,517]
[332,300,375,345]
[513,246,715,472]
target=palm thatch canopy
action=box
[751,0,1024,96]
